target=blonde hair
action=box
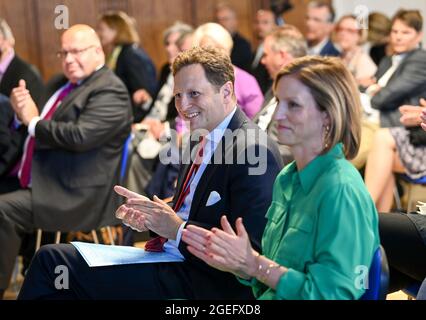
[192,23,233,56]
[274,56,362,159]
[0,18,15,46]
[98,11,140,45]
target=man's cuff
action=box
[28,116,41,137]
[174,221,187,246]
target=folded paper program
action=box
[71,241,184,267]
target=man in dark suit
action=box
[365,9,426,128]
[370,48,426,127]
[0,94,26,193]
[216,3,253,71]
[0,18,45,194]
[304,1,339,57]
[0,18,44,105]
[0,24,132,299]
[18,46,283,300]
[251,9,276,94]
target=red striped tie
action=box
[19,83,77,188]
[145,137,205,252]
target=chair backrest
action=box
[360,245,389,300]
[401,174,426,185]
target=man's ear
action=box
[221,81,234,102]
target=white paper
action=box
[71,242,184,267]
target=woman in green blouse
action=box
[182,56,380,300]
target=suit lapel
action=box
[188,108,248,219]
[52,67,106,120]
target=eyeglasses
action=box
[56,45,96,59]
[336,27,360,35]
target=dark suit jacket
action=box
[0,94,26,177]
[253,88,293,165]
[231,32,253,72]
[157,108,283,299]
[251,49,272,95]
[319,40,340,57]
[31,67,133,231]
[115,44,157,122]
[0,55,45,105]
[371,49,426,127]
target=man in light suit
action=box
[0,24,132,299]
[18,46,283,300]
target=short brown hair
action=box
[98,11,140,45]
[392,9,423,32]
[274,56,362,159]
[308,0,335,23]
[172,46,235,92]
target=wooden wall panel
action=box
[0,0,273,81]
[128,0,193,71]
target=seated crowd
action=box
[0,0,425,300]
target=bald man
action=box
[0,25,132,298]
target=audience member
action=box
[97,11,157,122]
[365,99,426,212]
[126,22,193,200]
[18,46,283,300]
[0,18,45,105]
[365,12,392,66]
[367,9,426,128]
[335,15,377,86]
[216,2,253,71]
[251,9,276,94]
[253,25,307,164]
[0,24,132,299]
[182,56,380,300]
[305,1,339,56]
[193,22,263,119]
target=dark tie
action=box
[145,137,205,252]
[19,83,77,188]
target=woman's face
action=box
[273,75,329,150]
[336,17,361,52]
[390,19,422,54]
[165,31,181,63]
[97,21,117,47]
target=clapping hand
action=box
[182,216,258,279]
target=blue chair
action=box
[120,134,134,184]
[360,245,389,300]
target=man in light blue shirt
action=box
[18,46,283,300]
